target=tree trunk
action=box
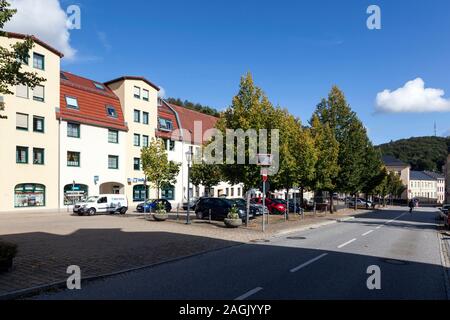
[300,186,304,209]
[329,192,334,214]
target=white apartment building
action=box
[58,72,128,207]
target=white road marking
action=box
[376,225,383,229]
[234,287,263,300]
[337,238,357,249]
[290,253,328,273]
[362,230,374,236]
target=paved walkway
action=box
[0,207,370,298]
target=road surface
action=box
[35,207,447,300]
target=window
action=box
[66,96,79,109]
[16,113,28,130]
[94,82,105,90]
[143,89,149,101]
[161,185,175,200]
[134,109,140,123]
[16,146,28,164]
[134,158,141,171]
[16,84,28,99]
[231,188,234,197]
[67,123,80,138]
[108,155,119,169]
[159,118,173,131]
[33,148,44,165]
[14,184,45,208]
[64,184,88,205]
[134,86,141,98]
[133,185,148,202]
[106,105,118,118]
[142,135,149,147]
[143,112,149,125]
[33,116,44,133]
[33,85,45,102]
[108,130,118,143]
[169,140,175,151]
[33,53,45,70]
[134,134,140,147]
[67,151,80,167]
[60,72,68,80]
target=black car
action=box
[195,198,253,221]
[136,199,172,213]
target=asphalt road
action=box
[35,207,447,300]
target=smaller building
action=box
[423,171,445,204]
[409,171,442,204]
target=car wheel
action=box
[120,207,127,215]
[88,208,96,216]
[196,211,204,220]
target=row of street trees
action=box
[190,73,405,211]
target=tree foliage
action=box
[377,136,449,172]
[141,139,180,197]
[189,160,223,196]
[166,97,220,117]
[0,0,46,99]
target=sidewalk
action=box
[0,207,370,299]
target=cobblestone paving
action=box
[0,207,367,297]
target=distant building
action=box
[382,155,410,200]
[444,154,450,204]
[409,171,443,204]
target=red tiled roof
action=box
[6,32,64,57]
[168,103,219,145]
[104,76,160,91]
[58,71,128,131]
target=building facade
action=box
[0,33,63,212]
[382,155,411,200]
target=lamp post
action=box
[185,149,193,225]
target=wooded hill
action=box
[377,136,450,173]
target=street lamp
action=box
[185,149,193,225]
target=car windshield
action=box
[85,196,99,203]
[145,199,156,204]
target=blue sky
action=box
[27,0,450,144]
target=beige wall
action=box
[385,165,410,200]
[0,37,61,212]
[107,80,159,204]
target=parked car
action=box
[136,199,172,213]
[249,199,269,215]
[232,198,264,216]
[195,198,252,221]
[348,198,372,209]
[182,197,199,211]
[74,194,128,216]
[439,204,450,220]
[251,198,286,215]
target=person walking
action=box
[408,199,415,214]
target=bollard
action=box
[176,204,180,221]
[209,209,211,223]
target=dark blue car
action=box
[136,199,172,213]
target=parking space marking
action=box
[362,230,374,236]
[337,238,357,249]
[290,253,328,273]
[234,287,263,300]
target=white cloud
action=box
[375,78,450,113]
[4,0,76,59]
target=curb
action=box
[438,231,450,300]
[0,242,245,301]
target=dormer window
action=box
[159,118,173,131]
[106,105,118,118]
[94,82,105,90]
[66,96,79,109]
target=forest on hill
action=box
[377,136,450,172]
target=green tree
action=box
[309,115,340,209]
[0,1,46,106]
[189,161,222,197]
[314,86,371,209]
[215,72,279,192]
[361,144,386,207]
[141,139,180,198]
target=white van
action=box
[73,194,128,216]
